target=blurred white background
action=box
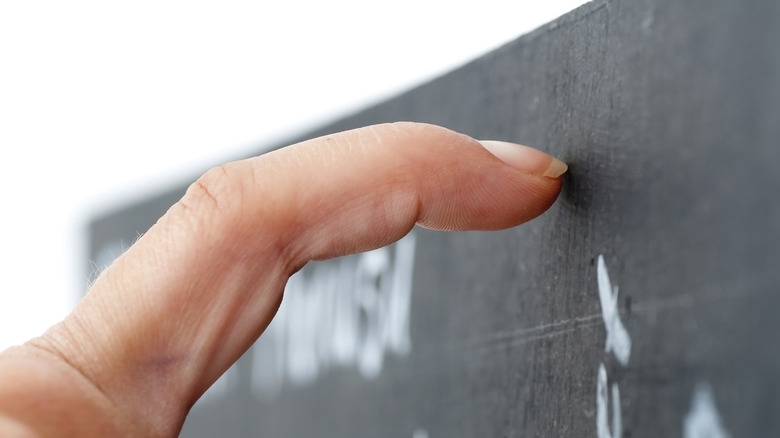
[0,0,587,350]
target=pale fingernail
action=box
[479,140,568,178]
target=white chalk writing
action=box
[412,428,429,438]
[596,363,622,438]
[594,255,732,437]
[597,255,631,366]
[251,232,417,397]
[683,383,731,438]
[595,255,627,437]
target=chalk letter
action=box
[597,255,631,366]
[683,383,731,438]
[596,363,622,438]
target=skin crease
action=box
[0,122,563,437]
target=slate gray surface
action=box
[88,0,780,435]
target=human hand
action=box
[0,122,566,437]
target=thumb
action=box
[27,122,565,437]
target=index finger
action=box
[7,122,565,437]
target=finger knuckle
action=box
[175,163,245,230]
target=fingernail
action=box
[479,140,568,178]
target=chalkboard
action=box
[87,0,780,436]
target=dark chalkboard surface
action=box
[87,0,780,436]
